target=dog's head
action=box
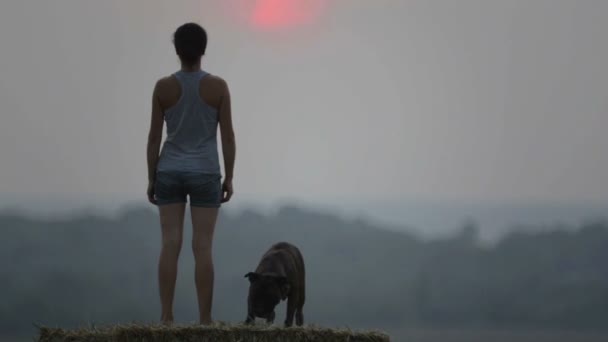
[245,272,290,318]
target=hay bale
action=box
[37,322,390,342]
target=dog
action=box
[244,242,306,327]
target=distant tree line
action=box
[1,206,607,335]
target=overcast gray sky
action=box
[1,0,607,206]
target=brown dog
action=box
[244,242,306,327]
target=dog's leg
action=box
[284,297,296,327]
[295,306,304,326]
[245,298,255,324]
[266,310,275,324]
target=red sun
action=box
[251,0,325,30]
[220,0,327,31]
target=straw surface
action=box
[37,322,390,342]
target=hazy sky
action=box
[1,0,607,205]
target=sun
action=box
[219,0,327,32]
[251,0,324,30]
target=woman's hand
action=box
[147,181,157,205]
[222,178,233,203]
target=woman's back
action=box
[155,70,226,174]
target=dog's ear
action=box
[276,276,290,300]
[244,272,260,283]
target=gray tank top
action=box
[157,70,220,174]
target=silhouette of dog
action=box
[244,242,305,327]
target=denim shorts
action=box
[154,171,222,208]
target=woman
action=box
[146,22,236,325]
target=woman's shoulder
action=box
[154,74,179,92]
[201,73,230,96]
[153,75,181,109]
[203,73,228,87]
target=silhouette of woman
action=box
[146,22,236,325]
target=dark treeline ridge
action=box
[1,205,607,335]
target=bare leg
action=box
[158,203,186,324]
[191,206,219,325]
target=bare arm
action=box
[146,81,164,202]
[218,79,236,201]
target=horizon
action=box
[2,192,606,244]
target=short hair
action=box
[173,23,207,65]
